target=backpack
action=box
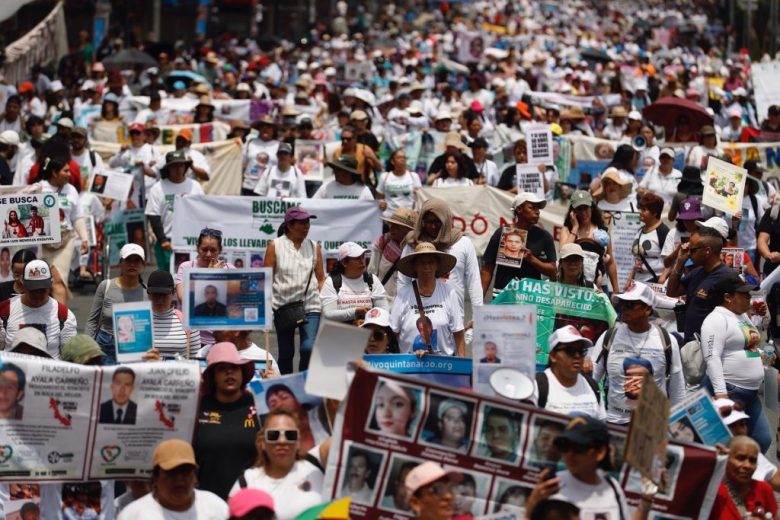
[0,297,68,350]
[535,371,601,408]
[595,323,673,379]
[331,271,374,294]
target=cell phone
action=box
[538,461,558,480]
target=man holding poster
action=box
[481,192,556,299]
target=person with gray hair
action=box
[710,435,777,518]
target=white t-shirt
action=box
[320,273,389,322]
[230,458,324,520]
[71,149,106,190]
[432,176,474,188]
[551,470,629,520]
[117,489,228,520]
[661,227,690,258]
[183,147,211,180]
[638,168,681,207]
[377,170,421,217]
[312,180,373,200]
[475,159,500,187]
[109,143,160,198]
[537,368,606,420]
[144,178,205,238]
[390,280,464,356]
[737,194,762,251]
[591,324,685,424]
[632,225,666,282]
[701,306,764,394]
[243,138,279,190]
[0,296,77,359]
[253,165,307,199]
[597,198,635,213]
[41,181,82,232]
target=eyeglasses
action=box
[558,346,588,358]
[370,329,388,341]
[199,227,223,238]
[688,245,708,253]
[265,429,299,443]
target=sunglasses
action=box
[558,346,588,358]
[370,329,388,341]
[199,227,223,238]
[265,429,299,443]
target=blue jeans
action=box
[275,312,320,374]
[704,375,772,453]
[95,330,118,366]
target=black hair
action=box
[39,157,68,182]
[441,150,468,179]
[494,486,529,513]
[264,383,295,406]
[197,229,223,250]
[6,95,22,107]
[608,144,637,174]
[113,366,136,383]
[12,249,36,266]
[0,362,25,392]
[24,115,44,136]
[530,499,580,520]
[564,202,606,232]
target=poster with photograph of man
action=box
[495,226,528,268]
[471,404,526,465]
[89,170,133,201]
[721,247,744,272]
[443,466,492,517]
[365,378,425,441]
[489,479,533,516]
[522,414,568,469]
[419,393,476,454]
[378,454,425,514]
[183,268,272,330]
[336,442,387,506]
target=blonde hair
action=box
[253,409,302,468]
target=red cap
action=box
[18,82,34,94]
[128,123,145,133]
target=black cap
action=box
[713,272,756,296]
[277,142,293,155]
[553,416,610,449]
[469,137,489,149]
[743,159,764,174]
[147,270,174,294]
[769,105,780,116]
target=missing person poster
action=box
[0,192,60,246]
[324,368,725,519]
[493,279,617,367]
[524,125,554,165]
[295,140,325,180]
[0,353,97,481]
[514,165,545,199]
[249,372,331,456]
[721,247,744,273]
[472,305,536,396]
[112,302,155,363]
[668,390,731,447]
[89,170,133,201]
[608,211,643,291]
[495,226,528,268]
[104,209,146,266]
[88,361,200,479]
[702,157,747,214]
[182,268,272,330]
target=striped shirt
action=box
[152,308,201,358]
[272,235,321,313]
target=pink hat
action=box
[228,488,275,517]
[201,342,255,394]
[405,461,461,495]
[470,100,484,112]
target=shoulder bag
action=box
[273,240,317,331]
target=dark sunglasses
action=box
[199,227,223,238]
[265,429,299,443]
[558,346,588,358]
[370,329,388,341]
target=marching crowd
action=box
[3,0,780,518]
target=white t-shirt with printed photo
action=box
[41,181,82,232]
[243,138,279,190]
[254,165,307,199]
[0,296,77,359]
[377,170,421,217]
[312,180,373,200]
[144,178,205,238]
[390,280,464,356]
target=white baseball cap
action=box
[659,147,675,158]
[338,242,367,262]
[360,307,390,328]
[559,243,585,259]
[549,324,593,350]
[119,243,146,261]
[628,110,642,121]
[512,192,547,211]
[23,259,53,290]
[0,130,20,146]
[10,327,50,357]
[696,217,729,240]
[614,282,656,308]
[56,117,74,129]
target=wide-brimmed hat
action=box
[160,149,192,174]
[609,106,628,118]
[560,106,586,121]
[61,335,105,364]
[196,95,215,109]
[594,167,631,200]
[201,342,255,395]
[381,207,417,230]
[327,155,361,176]
[397,242,456,278]
[10,327,50,358]
[443,131,468,152]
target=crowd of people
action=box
[3,0,780,518]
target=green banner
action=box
[492,278,617,365]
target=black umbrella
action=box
[102,49,157,70]
[580,48,612,64]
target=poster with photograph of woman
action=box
[419,393,476,454]
[489,479,533,516]
[365,378,425,441]
[336,442,387,506]
[495,226,528,268]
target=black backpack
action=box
[331,271,374,294]
[535,371,601,409]
[595,324,673,379]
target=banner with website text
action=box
[324,367,724,520]
[172,196,382,256]
[416,186,567,254]
[0,353,200,482]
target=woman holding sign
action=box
[390,242,465,356]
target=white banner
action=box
[171,196,382,255]
[3,2,67,86]
[751,62,780,124]
[0,192,61,246]
[416,186,567,254]
[126,97,251,125]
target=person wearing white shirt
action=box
[243,117,280,195]
[118,439,228,520]
[638,147,682,207]
[253,143,307,199]
[174,129,210,181]
[70,127,105,189]
[313,155,374,200]
[469,138,499,186]
[109,123,160,205]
